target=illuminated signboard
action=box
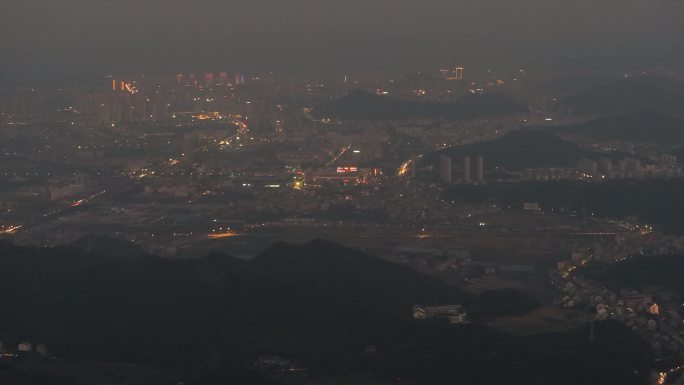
[336,166,358,173]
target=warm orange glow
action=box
[0,225,22,235]
[112,79,116,91]
[208,229,238,239]
[336,166,358,173]
[398,159,412,176]
[195,111,224,120]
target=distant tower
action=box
[464,156,471,183]
[176,73,184,84]
[455,67,464,80]
[440,155,452,183]
[410,155,417,178]
[477,156,484,183]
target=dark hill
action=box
[65,235,152,259]
[444,179,684,233]
[430,130,594,172]
[673,146,684,160]
[594,254,684,293]
[312,90,528,121]
[0,239,460,366]
[0,239,655,385]
[557,111,684,144]
[558,75,684,115]
[546,76,613,97]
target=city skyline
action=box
[2,0,684,85]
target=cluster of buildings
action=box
[552,247,684,361]
[577,157,683,180]
[439,155,485,184]
[0,340,49,358]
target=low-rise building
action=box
[413,304,467,324]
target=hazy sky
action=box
[1,0,683,83]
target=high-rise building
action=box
[477,156,484,182]
[464,156,471,182]
[440,155,452,183]
[97,101,110,124]
[235,73,246,85]
[150,95,169,120]
[599,157,612,176]
[455,67,464,80]
[626,158,642,178]
[205,73,214,87]
[219,72,229,84]
[617,159,627,179]
[134,95,146,120]
[578,158,598,176]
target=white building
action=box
[413,304,467,324]
[17,341,32,353]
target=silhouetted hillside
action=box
[312,90,528,121]
[0,239,655,384]
[66,235,152,259]
[590,254,684,294]
[558,75,684,115]
[546,76,613,97]
[0,239,460,367]
[671,146,684,160]
[444,179,684,233]
[557,111,684,144]
[430,130,595,171]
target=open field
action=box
[488,306,588,335]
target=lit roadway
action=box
[218,117,250,148]
[326,144,352,166]
[15,179,138,234]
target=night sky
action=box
[2,0,683,82]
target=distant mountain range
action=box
[558,75,684,115]
[312,90,528,121]
[429,130,596,172]
[546,76,613,98]
[555,111,684,144]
